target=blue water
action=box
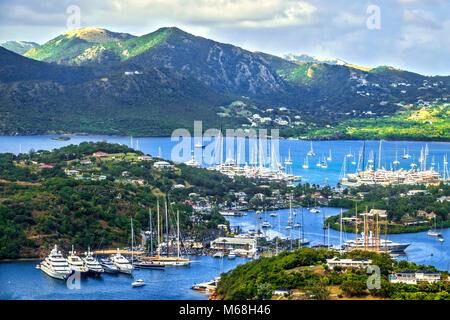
[0,255,248,300]
[225,207,450,271]
[0,135,448,186]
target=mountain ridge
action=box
[0,27,449,139]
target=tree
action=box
[306,278,330,300]
[256,283,273,299]
[340,280,367,297]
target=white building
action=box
[153,161,173,168]
[326,257,372,269]
[210,237,257,257]
[390,270,441,284]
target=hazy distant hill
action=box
[282,53,347,66]
[0,41,39,55]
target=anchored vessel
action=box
[40,245,72,280]
[110,248,133,274]
[99,258,119,274]
[66,245,89,276]
[83,248,104,276]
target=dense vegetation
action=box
[298,104,450,141]
[326,183,450,234]
[216,248,450,300]
[0,142,280,259]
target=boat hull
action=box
[40,264,72,280]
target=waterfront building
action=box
[390,270,441,284]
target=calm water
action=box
[225,207,450,271]
[0,135,448,186]
[0,255,248,300]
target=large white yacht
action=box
[110,248,133,274]
[342,232,410,252]
[66,245,89,276]
[82,248,104,277]
[40,245,72,280]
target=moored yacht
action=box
[342,232,410,252]
[110,248,133,274]
[66,246,89,276]
[82,248,104,277]
[40,245,72,280]
[99,258,119,274]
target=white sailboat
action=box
[284,148,293,165]
[307,141,315,156]
[302,157,309,169]
[327,149,332,162]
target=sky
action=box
[0,0,448,75]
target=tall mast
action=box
[165,200,169,256]
[131,218,134,264]
[378,140,382,170]
[149,208,153,254]
[157,200,160,254]
[339,208,343,253]
[177,209,180,259]
[355,202,358,245]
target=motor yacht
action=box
[40,245,72,280]
[110,248,133,274]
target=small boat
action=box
[132,279,146,287]
[213,251,224,258]
[286,225,292,230]
[228,253,236,260]
[194,142,206,149]
[270,212,278,217]
[427,230,442,237]
[310,208,320,213]
[261,221,271,228]
[293,222,301,228]
[51,136,71,141]
[327,150,332,162]
[133,260,165,270]
[439,238,444,243]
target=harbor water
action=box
[0,135,448,186]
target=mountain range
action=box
[0,27,448,137]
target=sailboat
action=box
[261,209,271,228]
[402,147,411,159]
[286,196,293,229]
[316,156,322,167]
[321,157,328,169]
[307,141,315,156]
[346,148,353,158]
[302,157,309,169]
[427,217,442,237]
[142,204,191,266]
[393,148,400,165]
[284,149,293,165]
[327,149,332,162]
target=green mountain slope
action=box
[2,27,450,139]
[24,28,135,64]
[0,47,242,136]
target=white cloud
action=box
[403,9,440,28]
